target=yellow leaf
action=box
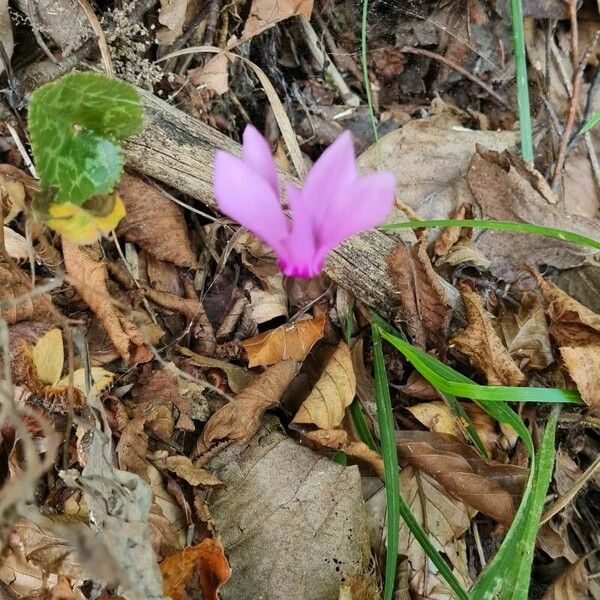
[44,195,126,244]
[57,367,115,396]
[31,328,64,385]
[292,341,355,429]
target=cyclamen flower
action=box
[213,125,396,277]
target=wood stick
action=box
[124,89,464,327]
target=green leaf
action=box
[579,109,600,135]
[28,72,143,204]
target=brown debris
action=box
[560,346,600,414]
[62,242,152,365]
[387,240,452,349]
[452,284,526,386]
[116,173,197,268]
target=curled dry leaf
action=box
[0,258,53,325]
[62,242,152,365]
[178,347,254,393]
[242,0,313,40]
[159,538,231,600]
[292,341,356,429]
[116,173,196,267]
[241,313,326,367]
[387,240,452,349]
[407,401,461,437]
[542,559,589,600]
[193,360,300,461]
[531,270,600,346]
[396,431,523,524]
[500,292,554,370]
[152,453,222,487]
[560,346,600,414]
[433,203,470,257]
[436,238,491,270]
[452,284,526,386]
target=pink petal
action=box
[214,151,289,252]
[301,132,357,222]
[277,183,321,277]
[242,125,279,196]
[315,171,396,260]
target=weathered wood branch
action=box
[124,89,463,327]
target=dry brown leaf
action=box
[148,503,184,560]
[49,576,85,599]
[500,292,554,370]
[31,328,63,385]
[560,346,600,413]
[148,464,187,548]
[178,347,254,393]
[452,284,526,386]
[193,360,300,460]
[4,227,31,261]
[116,173,196,267]
[153,453,222,487]
[132,369,195,437]
[242,0,313,40]
[292,342,355,429]
[188,53,230,95]
[156,0,190,45]
[159,538,231,600]
[407,401,461,438]
[0,258,53,325]
[436,238,491,270]
[396,431,524,524]
[0,170,26,224]
[241,314,325,367]
[245,275,288,325]
[542,559,589,600]
[116,416,149,481]
[62,241,152,365]
[531,271,600,346]
[387,240,452,349]
[433,203,470,257]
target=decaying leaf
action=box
[4,227,31,261]
[500,292,554,370]
[433,203,470,257]
[292,342,356,429]
[56,367,115,396]
[452,284,526,386]
[531,271,600,347]
[242,0,313,40]
[208,429,370,600]
[396,431,525,524]
[62,241,152,365]
[193,360,299,461]
[178,347,254,393]
[156,0,190,45]
[435,238,491,270]
[116,173,196,267]
[152,453,222,487]
[407,401,461,438]
[117,416,149,480]
[188,53,231,95]
[245,275,288,325]
[560,346,600,413]
[387,240,452,349]
[241,314,325,367]
[160,538,231,600]
[349,338,378,433]
[1,171,26,223]
[542,559,589,600]
[31,328,64,385]
[0,258,53,325]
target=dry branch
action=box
[124,89,463,327]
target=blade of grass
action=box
[379,330,581,404]
[372,322,470,600]
[471,408,559,599]
[360,0,378,145]
[380,219,600,252]
[345,306,378,451]
[579,107,600,134]
[510,0,534,164]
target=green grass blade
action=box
[471,408,559,599]
[379,331,581,404]
[371,323,400,600]
[579,108,600,134]
[372,323,470,600]
[360,0,378,144]
[380,219,600,252]
[510,0,534,164]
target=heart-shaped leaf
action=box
[28,72,143,204]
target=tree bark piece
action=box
[124,89,462,326]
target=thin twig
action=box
[26,0,57,63]
[400,46,513,112]
[566,0,579,65]
[551,31,600,188]
[76,0,114,77]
